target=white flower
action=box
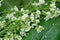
[7,32,11,35]
[35,25,44,33]
[10,36,14,40]
[30,13,34,22]
[44,11,51,21]
[32,20,40,26]
[8,33,14,40]
[52,9,60,18]
[35,19,40,23]
[36,10,41,14]
[11,11,16,14]
[32,2,40,6]
[20,31,26,36]
[21,26,31,32]
[30,25,34,28]
[27,21,34,28]
[14,6,19,11]
[21,25,31,32]
[36,10,41,18]
[0,21,5,28]
[39,0,45,4]
[15,35,22,40]
[17,36,22,40]
[32,24,37,26]
[20,8,25,12]
[50,8,60,18]
[6,13,16,21]
[25,10,29,13]
[32,0,45,6]
[50,2,56,8]
[21,14,28,21]
[50,8,55,11]
[57,10,60,15]
[27,21,30,25]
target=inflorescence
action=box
[0,0,60,40]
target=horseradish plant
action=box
[0,0,60,40]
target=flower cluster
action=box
[0,0,60,40]
[1,6,44,40]
[32,0,45,6]
[44,1,60,21]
